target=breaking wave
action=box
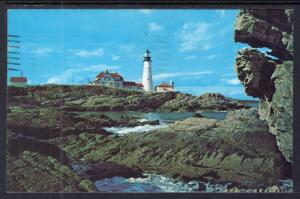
[94,173,293,192]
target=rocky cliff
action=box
[234,9,293,162]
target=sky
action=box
[7,9,256,99]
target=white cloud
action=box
[175,22,213,52]
[139,9,152,15]
[45,64,119,84]
[30,48,53,55]
[216,10,226,18]
[153,71,213,81]
[149,22,163,32]
[185,55,197,60]
[225,78,241,85]
[72,48,104,58]
[112,55,120,61]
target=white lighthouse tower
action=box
[142,49,153,92]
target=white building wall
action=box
[142,61,153,92]
[156,86,174,93]
[10,82,26,87]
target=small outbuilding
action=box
[155,81,174,92]
[10,77,27,87]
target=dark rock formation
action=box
[234,9,293,60]
[235,49,276,100]
[193,112,204,118]
[74,162,144,181]
[6,151,96,192]
[234,9,293,162]
[7,132,70,165]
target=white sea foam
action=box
[94,173,293,192]
[126,173,199,192]
[95,173,199,192]
[103,124,168,135]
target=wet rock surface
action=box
[234,9,293,162]
[50,108,291,189]
[72,162,144,181]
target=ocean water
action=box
[95,173,203,192]
[103,111,227,135]
[94,173,292,192]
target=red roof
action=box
[96,71,123,81]
[157,83,173,88]
[110,73,122,78]
[123,81,144,87]
[96,73,105,79]
[10,77,27,83]
[135,83,144,87]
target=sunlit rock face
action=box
[234,9,293,162]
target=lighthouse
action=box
[142,49,153,92]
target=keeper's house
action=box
[93,69,144,91]
[93,69,124,88]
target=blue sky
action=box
[7,9,255,99]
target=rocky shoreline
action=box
[6,9,293,192]
[6,85,291,192]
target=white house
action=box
[155,81,174,93]
[93,69,144,91]
[93,70,124,88]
